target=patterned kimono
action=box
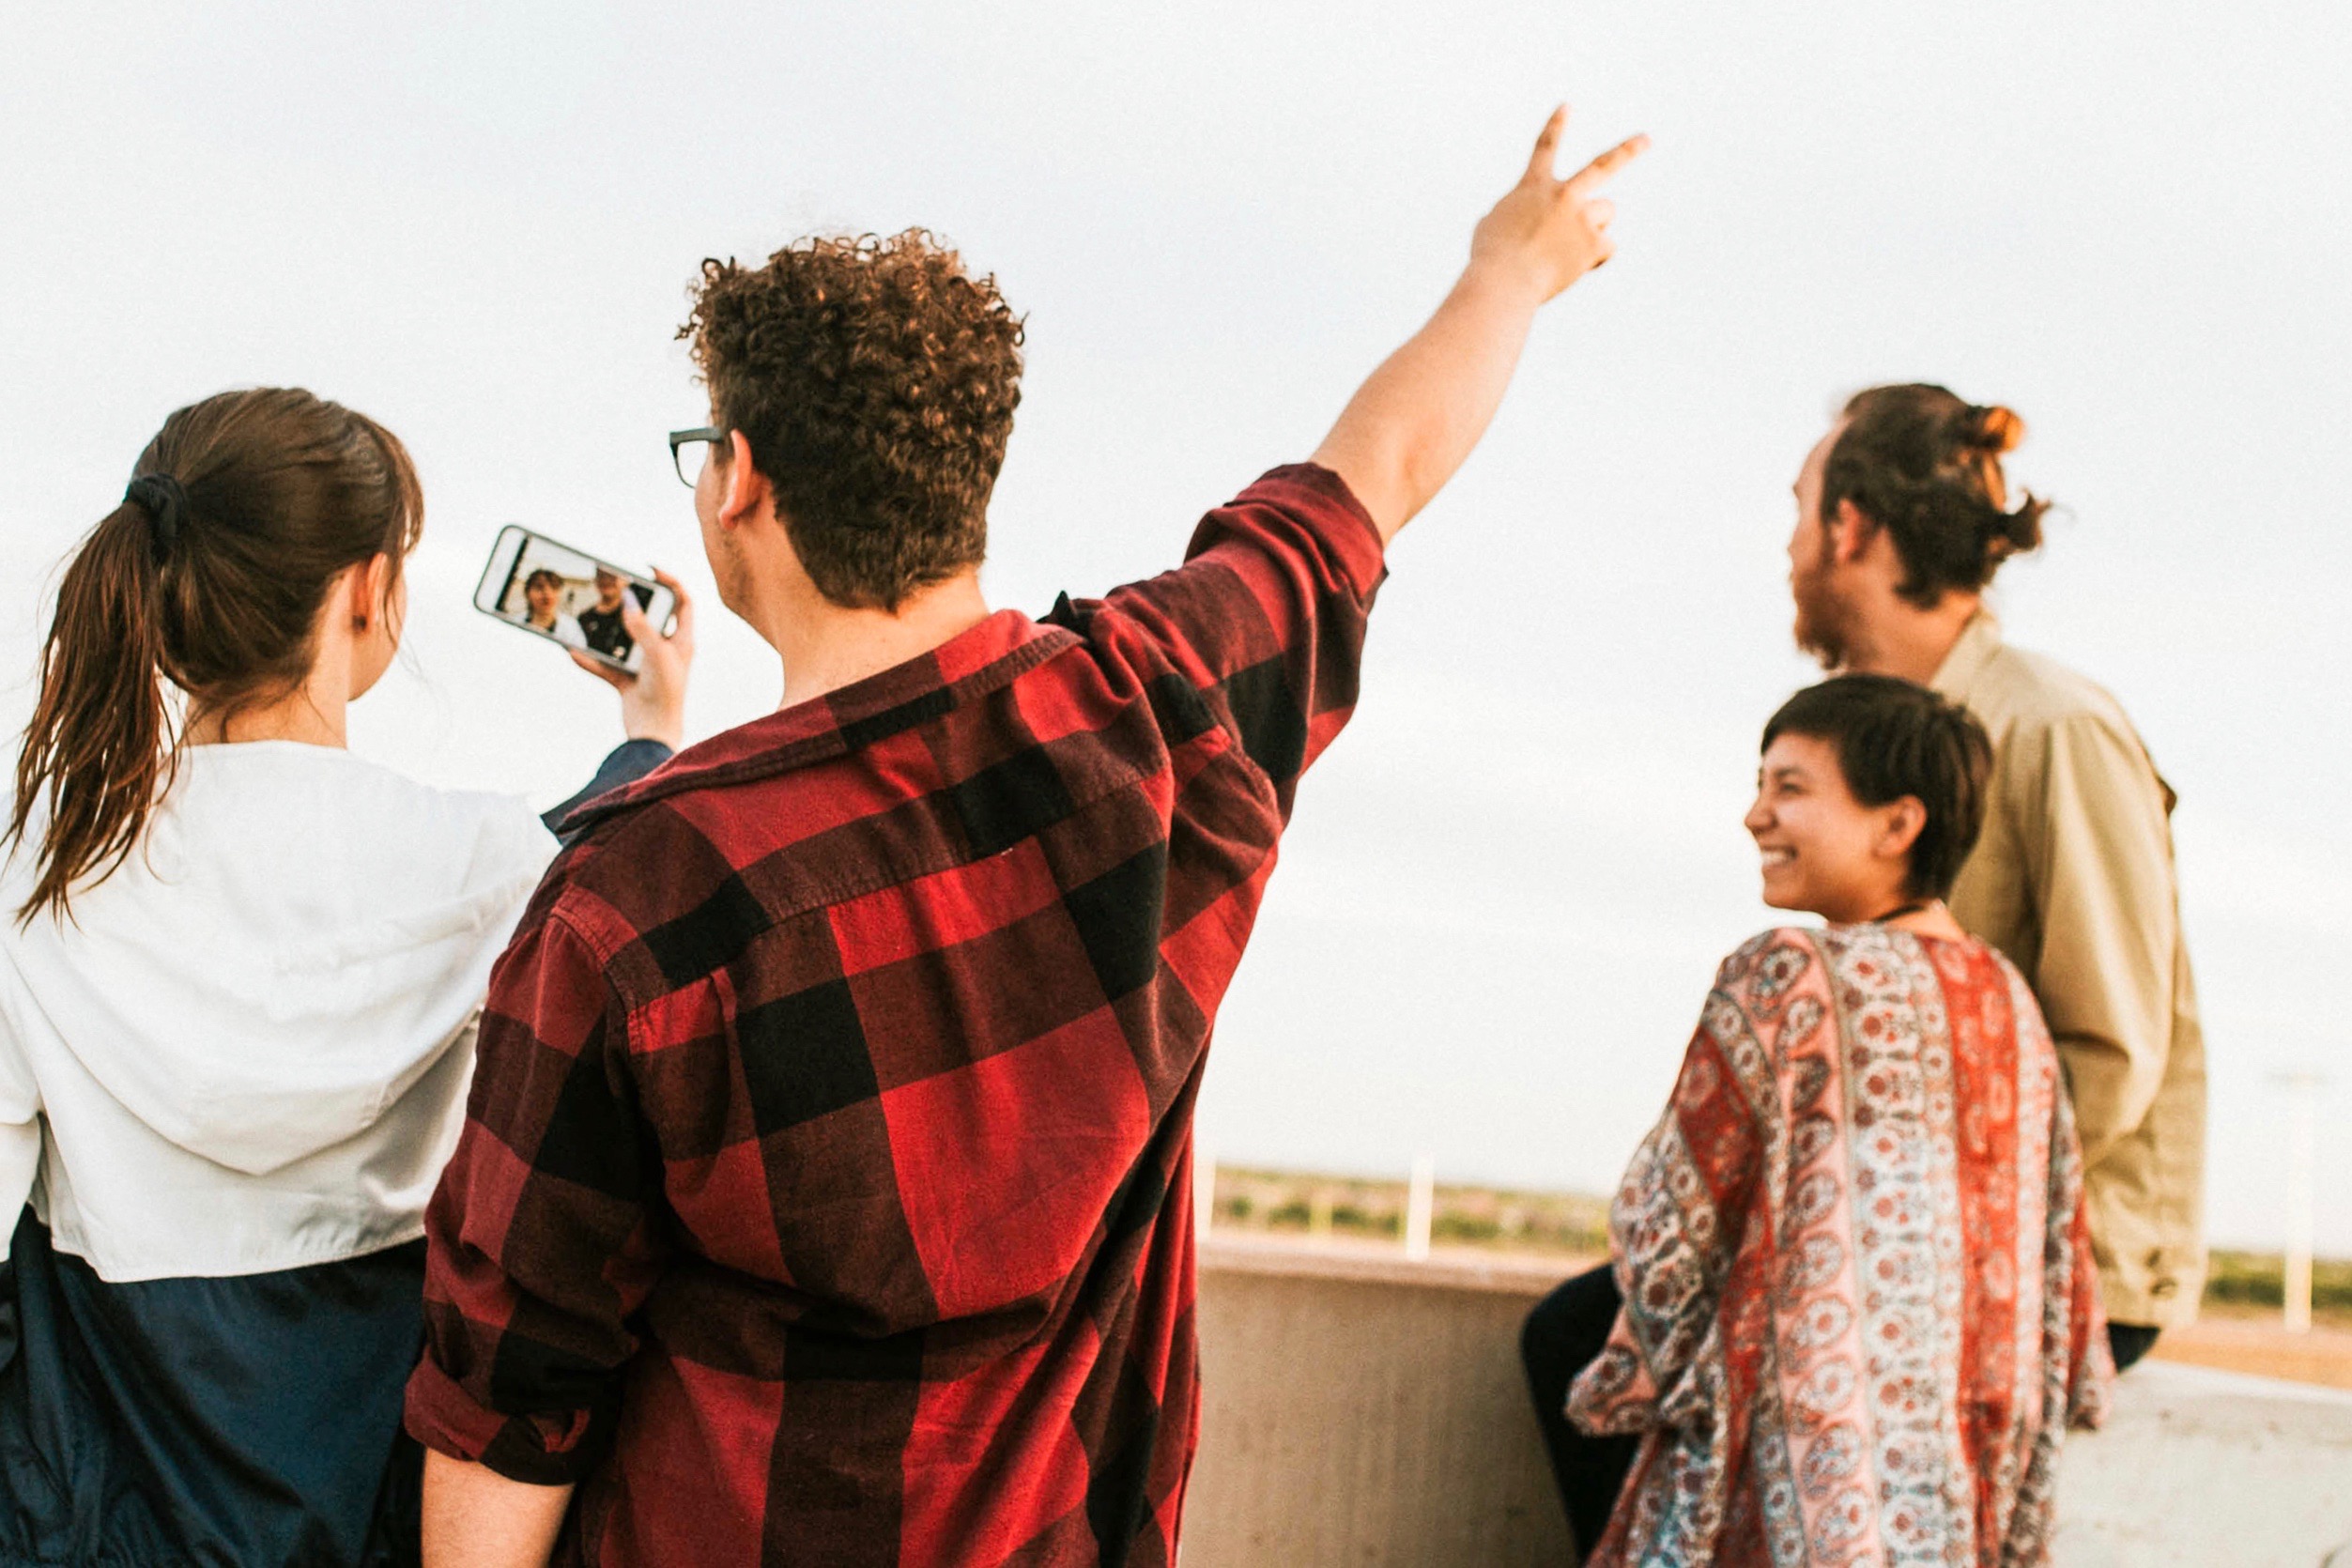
[1568,925,2112,1568]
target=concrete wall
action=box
[1187,1236,2352,1568]
[1187,1237,1575,1565]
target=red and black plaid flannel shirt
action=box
[405,465,1383,1567]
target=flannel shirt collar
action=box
[561,607,1074,835]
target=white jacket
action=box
[0,742,555,1281]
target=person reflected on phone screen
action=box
[576,568,640,662]
[519,567,586,649]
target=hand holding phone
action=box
[473,527,679,673]
[473,527,694,747]
[568,568,695,750]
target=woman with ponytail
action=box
[0,388,691,1567]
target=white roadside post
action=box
[2276,1070,2326,1335]
[1405,1153,1436,1262]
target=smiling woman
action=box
[1747,673,1992,924]
[1521,674,2114,1566]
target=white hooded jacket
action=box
[0,741,556,1281]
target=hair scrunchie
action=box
[125,472,189,561]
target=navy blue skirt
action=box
[0,1208,422,1567]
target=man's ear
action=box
[716,430,773,532]
[1830,499,1876,566]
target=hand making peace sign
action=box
[1471,107,1650,302]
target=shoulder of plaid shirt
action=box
[407,110,1650,1568]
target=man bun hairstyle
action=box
[1973,403,2026,455]
[1762,674,1993,900]
[1823,384,2052,608]
[683,229,1025,611]
[10,388,422,922]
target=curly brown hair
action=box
[682,230,1025,610]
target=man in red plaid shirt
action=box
[408,109,1644,1567]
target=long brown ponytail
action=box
[9,389,423,921]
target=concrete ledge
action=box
[1188,1237,2352,1568]
[2054,1360,2352,1567]
[1199,1230,1580,1295]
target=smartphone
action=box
[472,526,677,673]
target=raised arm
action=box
[1312,108,1647,544]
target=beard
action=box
[1790,550,1854,670]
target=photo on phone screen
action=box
[472,526,677,673]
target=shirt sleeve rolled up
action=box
[405,907,668,1484]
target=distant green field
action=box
[1211,1165,1609,1257]
[1209,1166,2348,1320]
[2205,1249,2352,1317]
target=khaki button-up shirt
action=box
[1933,610,2206,1328]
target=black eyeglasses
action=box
[669,426,725,488]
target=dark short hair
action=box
[683,230,1025,611]
[524,568,564,592]
[1762,674,1993,899]
[1824,384,2052,608]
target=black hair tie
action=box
[125,473,189,561]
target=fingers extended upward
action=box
[1525,105,1571,184]
[1566,133,1650,197]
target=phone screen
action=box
[472,526,678,673]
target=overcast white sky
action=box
[4,1,2346,1252]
